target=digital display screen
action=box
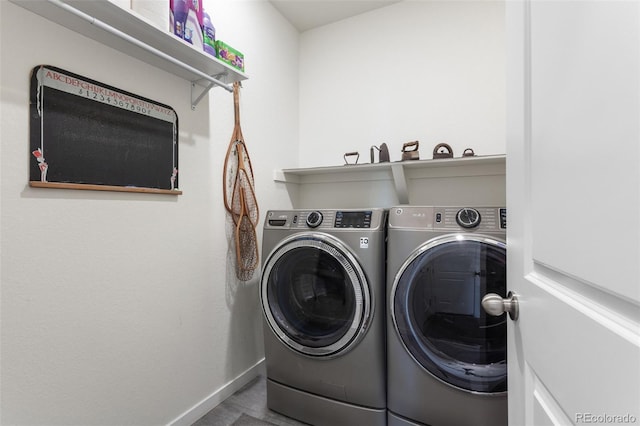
[335,211,372,228]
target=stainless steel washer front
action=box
[261,232,371,358]
[260,209,387,426]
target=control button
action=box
[435,212,442,223]
[306,211,323,228]
[456,208,481,228]
[268,219,286,226]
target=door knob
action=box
[482,291,519,321]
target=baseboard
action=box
[167,358,266,426]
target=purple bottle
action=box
[202,11,216,56]
[173,0,189,39]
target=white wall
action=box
[0,0,298,424]
[299,0,505,168]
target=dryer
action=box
[387,206,507,426]
[260,209,387,426]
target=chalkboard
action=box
[29,65,180,194]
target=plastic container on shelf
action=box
[202,11,216,56]
[170,0,188,38]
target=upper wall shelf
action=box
[274,155,506,205]
[275,155,506,181]
[10,0,247,108]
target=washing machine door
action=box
[391,234,507,393]
[261,233,371,358]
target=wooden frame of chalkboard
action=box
[29,65,181,195]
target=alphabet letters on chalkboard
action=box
[29,65,180,194]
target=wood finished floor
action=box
[191,375,309,426]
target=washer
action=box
[260,209,387,426]
[387,206,508,426]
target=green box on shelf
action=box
[215,40,244,72]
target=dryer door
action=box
[261,233,371,358]
[391,234,507,393]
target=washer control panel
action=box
[265,209,385,230]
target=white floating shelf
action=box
[10,0,247,105]
[274,155,506,206]
[276,155,505,180]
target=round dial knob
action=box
[306,211,323,228]
[456,208,481,228]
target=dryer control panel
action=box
[389,206,506,233]
[437,207,504,232]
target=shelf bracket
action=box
[191,73,228,109]
[391,163,409,205]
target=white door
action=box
[504,1,640,425]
